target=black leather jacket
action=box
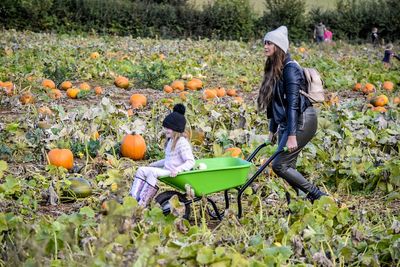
[267,54,311,135]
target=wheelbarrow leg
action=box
[224,190,230,210]
[206,198,223,221]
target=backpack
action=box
[286,61,325,104]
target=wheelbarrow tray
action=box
[159,157,252,197]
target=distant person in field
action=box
[382,43,400,68]
[258,26,328,202]
[324,27,333,43]
[371,27,379,47]
[314,22,326,43]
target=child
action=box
[371,27,379,47]
[382,43,400,68]
[129,103,195,207]
[324,27,333,43]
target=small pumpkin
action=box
[215,87,226,97]
[19,92,35,104]
[370,94,389,107]
[79,82,91,90]
[121,134,146,160]
[60,81,73,90]
[353,83,362,92]
[67,88,80,99]
[298,47,306,53]
[371,106,387,113]
[393,96,400,105]
[227,88,237,97]
[1,81,14,96]
[171,80,185,91]
[48,148,74,170]
[203,89,217,100]
[42,79,56,89]
[130,94,147,109]
[38,106,53,116]
[114,76,130,89]
[382,81,394,92]
[362,83,375,94]
[163,85,173,93]
[94,86,103,95]
[48,89,62,99]
[186,78,203,91]
[225,147,242,158]
[90,52,100,59]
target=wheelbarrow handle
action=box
[246,140,285,162]
[237,145,287,218]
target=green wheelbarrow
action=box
[155,141,286,220]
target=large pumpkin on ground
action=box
[114,76,130,89]
[171,80,185,91]
[48,148,74,170]
[186,78,203,91]
[42,79,56,89]
[130,94,147,109]
[121,134,146,160]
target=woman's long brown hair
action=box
[257,46,286,112]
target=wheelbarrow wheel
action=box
[155,191,191,220]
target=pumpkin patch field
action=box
[0,31,399,266]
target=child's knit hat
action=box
[264,26,289,54]
[162,104,186,133]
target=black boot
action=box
[306,187,328,203]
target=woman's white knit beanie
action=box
[264,26,289,53]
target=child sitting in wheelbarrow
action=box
[129,104,195,207]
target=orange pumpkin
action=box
[382,81,394,92]
[48,89,62,99]
[114,76,130,89]
[66,88,80,99]
[215,87,226,97]
[162,98,174,108]
[48,148,74,170]
[79,82,91,90]
[203,89,217,100]
[60,81,73,90]
[362,83,375,94]
[227,88,237,97]
[121,134,146,160]
[19,92,34,104]
[90,52,100,59]
[371,106,387,113]
[130,94,147,109]
[163,85,173,93]
[186,78,203,91]
[42,79,56,89]
[38,106,53,116]
[298,47,306,53]
[1,81,14,96]
[171,80,185,91]
[393,97,400,105]
[225,147,242,158]
[94,86,103,95]
[353,83,362,92]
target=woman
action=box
[257,26,327,202]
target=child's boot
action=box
[129,177,146,200]
[138,181,159,207]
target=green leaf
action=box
[79,207,95,218]
[196,246,215,265]
[0,161,7,179]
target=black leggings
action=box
[272,106,319,195]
